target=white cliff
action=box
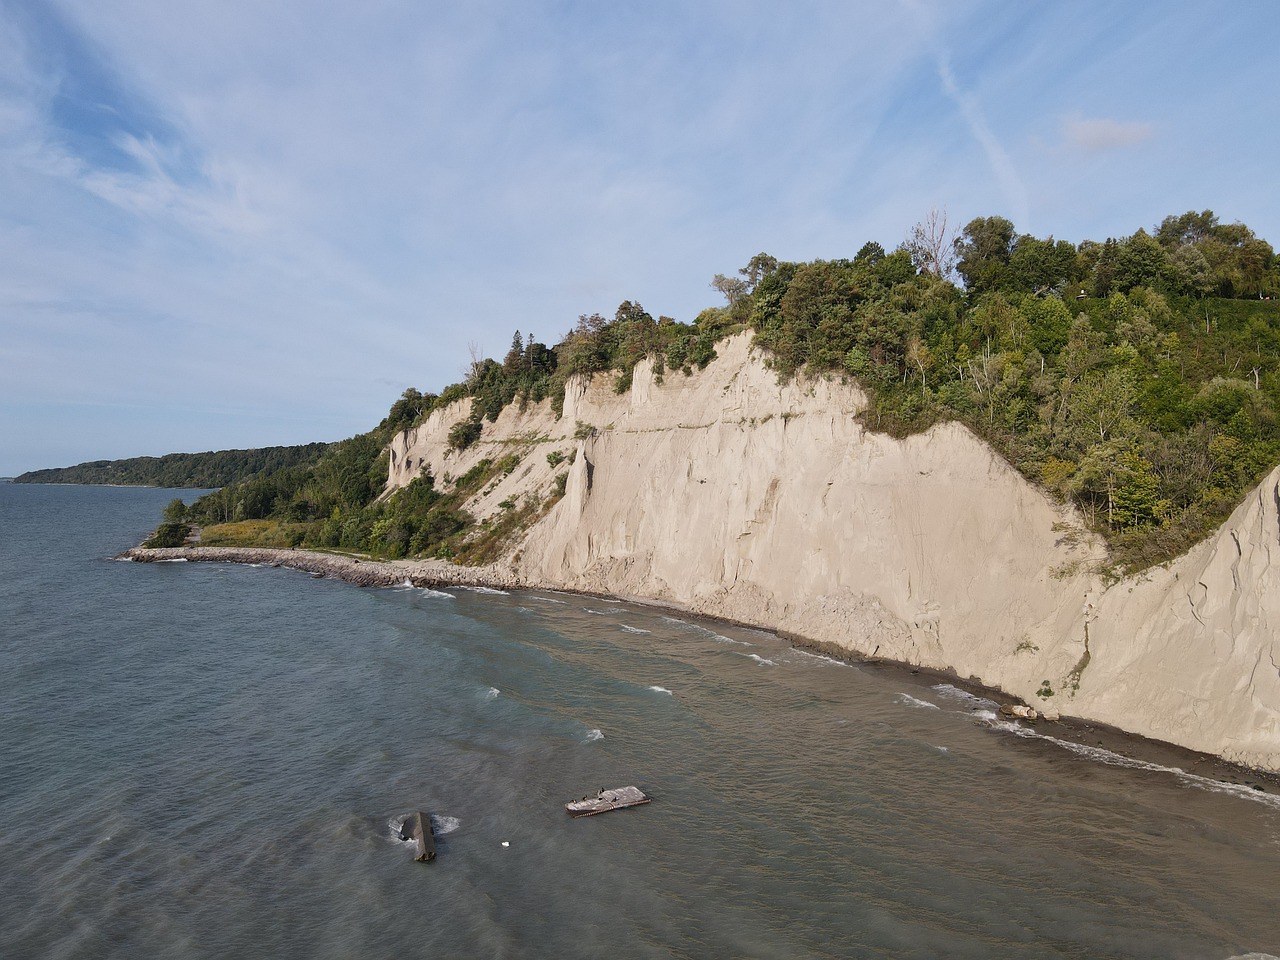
[387,333,1280,773]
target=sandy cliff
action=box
[388,333,1280,772]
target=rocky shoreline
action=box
[120,543,1280,794]
[121,545,526,590]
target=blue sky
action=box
[1,0,1276,474]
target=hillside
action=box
[383,334,1279,772]
[150,210,1280,770]
[15,443,331,488]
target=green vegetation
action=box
[15,443,332,487]
[157,209,1280,575]
[742,210,1280,573]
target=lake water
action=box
[2,482,1278,959]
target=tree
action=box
[739,252,779,289]
[1008,236,1078,293]
[855,241,885,265]
[905,208,958,281]
[1155,210,1218,249]
[711,273,749,308]
[1113,229,1171,292]
[1170,245,1214,298]
[954,216,1016,294]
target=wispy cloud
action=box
[897,0,1029,228]
[1060,115,1156,153]
[1,0,1277,473]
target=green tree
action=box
[954,216,1016,294]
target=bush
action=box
[145,522,189,548]
[448,416,483,451]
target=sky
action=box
[1,0,1277,475]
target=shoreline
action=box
[121,543,1280,794]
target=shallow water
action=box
[2,483,1278,959]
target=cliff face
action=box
[388,333,1280,773]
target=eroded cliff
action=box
[387,333,1280,772]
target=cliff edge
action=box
[388,333,1280,773]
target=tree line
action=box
[162,209,1280,574]
[16,443,332,488]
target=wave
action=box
[431,814,461,835]
[746,653,776,666]
[154,557,189,563]
[387,815,415,845]
[583,728,604,742]
[662,616,750,645]
[932,683,998,709]
[989,720,1280,810]
[647,685,674,695]
[461,585,508,595]
[420,587,453,599]
[483,687,500,700]
[788,649,850,667]
[895,693,940,710]
[620,625,650,634]
[530,596,568,604]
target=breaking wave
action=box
[431,815,461,835]
[989,720,1280,810]
[932,683,998,709]
[895,693,940,710]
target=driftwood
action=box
[400,811,436,862]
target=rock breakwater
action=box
[121,546,524,591]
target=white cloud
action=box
[2,0,1278,473]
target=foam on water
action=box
[787,648,851,667]
[461,585,509,595]
[991,719,1280,810]
[583,728,604,742]
[530,596,568,604]
[746,653,776,666]
[662,616,751,645]
[154,557,189,563]
[896,693,941,710]
[7,485,1279,959]
[620,625,650,634]
[419,587,453,599]
[484,687,500,700]
[932,683,998,709]
[387,815,416,846]
[647,686,674,696]
[431,814,461,835]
